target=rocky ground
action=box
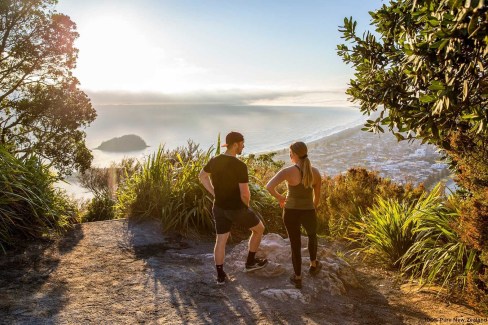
[0,219,485,325]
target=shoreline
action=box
[58,121,452,200]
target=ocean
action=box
[57,104,365,199]
[86,104,365,167]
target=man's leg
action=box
[234,208,267,271]
[214,232,230,265]
[248,220,264,252]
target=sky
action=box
[56,0,385,106]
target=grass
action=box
[115,141,214,235]
[0,146,76,253]
[400,188,480,289]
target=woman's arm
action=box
[266,169,288,208]
[312,168,322,209]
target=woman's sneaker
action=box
[289,274,302,289]
[217,272,227,285]
[245,258,268,272]
[309,260,322,276]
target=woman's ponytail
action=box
[290,142,314,188]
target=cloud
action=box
[85,88,351,107]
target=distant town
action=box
[274,125,453,189]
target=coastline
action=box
[59,121,451,201]
[271,124,451,187]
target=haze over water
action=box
[87,104,364,167]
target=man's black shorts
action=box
[212,205,261,234]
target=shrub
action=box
[0,146,76,253]
[401,187,481,289]
[80,193,117,223]
[78,158,140,222]
[317,167,424,237]
[115,142,214,235]
[244,153,286,235]
[349,196,418,268]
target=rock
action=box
[260,289,308,303]
[227,233,360,296]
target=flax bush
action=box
[0,146,76,253]
[401,188,480,289]
[349,196,418,268]
[115,141,214,235]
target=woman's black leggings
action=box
[283,208,318,276]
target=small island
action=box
[95,134,149,152]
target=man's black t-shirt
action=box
[203,154,249,210]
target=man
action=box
[199,131,268,285]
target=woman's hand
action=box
[278,196,286,208]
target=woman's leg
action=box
[301,209,318,265]
[283,209,302,276]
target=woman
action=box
[266,141,322,289]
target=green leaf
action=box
[461,113,480,120]
[420,94,436,103]
[394,133,406,141]
[428,81,445,91]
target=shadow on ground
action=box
[128,219,430,324]
[0,224,84,324]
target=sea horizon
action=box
[85,104,366,167]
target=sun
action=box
[74,12,205,93]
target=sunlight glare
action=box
[75,12,206,93]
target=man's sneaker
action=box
[217,272,227,285]
[244,258,268,272]
[309,260,322,276]
[289,274,302,289]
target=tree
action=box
[0,0,96,176]
[337,0,487,307]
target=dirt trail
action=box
[0,219,484,324]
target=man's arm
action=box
[199,169,215,197]
[239,183,250,207]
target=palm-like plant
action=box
[401,189,480,289]
[115,141,214,235]
[0,146,75,253]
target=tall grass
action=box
[115,141,214,235]
[349,182,481,289]
[400,189,480,289]
[349,196,417,268]
[0,146,76,253]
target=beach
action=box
[272,124,450,187]
[58,121,451,200]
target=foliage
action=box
[112,141,285,236]
[349,195,418,268]
[0,0,96,176]
[0,145,76,253]
[115,141,215,235]
[337,0,488,305]
[317,168,424,237]
[78,158,140,222]
[337,0,487,144]
[401,188,480,289]
[244,153,286,236]
[81,193,116,223]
